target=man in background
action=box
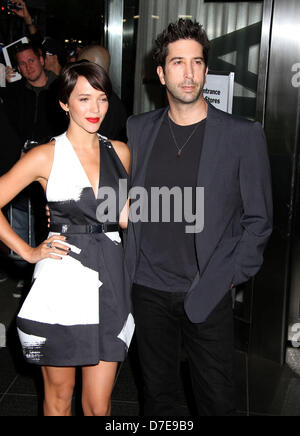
[42,36,66,77]
[0,43,67,297]
[5,0,39,83]
[78,45,128,142]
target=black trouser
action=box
[132,284,236,416]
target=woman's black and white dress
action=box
[16,132,134,367]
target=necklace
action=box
[168,114,201,157]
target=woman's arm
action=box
[0,143,68,262]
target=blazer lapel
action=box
[195,102,226,274]
[197,102,224,189]
[133,107,168,188]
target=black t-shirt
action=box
[135,113,206,292]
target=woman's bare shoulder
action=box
[110,140,130,173]
[23,140,56,164]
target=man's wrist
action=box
[24,12,34,25]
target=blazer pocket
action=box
[217,235,242,250]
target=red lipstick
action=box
[86,118,100,124]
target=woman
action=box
[0,61,134,416]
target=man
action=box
[42,37,66,77]
[5,0,39,83]
[125,19,273,416]
[6,2,65,81]
[78,45,111,73]
[0,43,67,297]
[78,45,128,141]
[9,0,37,36]
[1,43,67,150]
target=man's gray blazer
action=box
[125,102,273,323]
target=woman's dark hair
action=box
[58,60,112,104]
[153,19,210,70]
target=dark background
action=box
[0,0,106,49]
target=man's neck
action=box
[27,71,48,88]
[168,97,208,126]
[53,65,61,76]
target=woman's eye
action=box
[80,98,88,102]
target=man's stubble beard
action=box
[26,69,46,86]
[165,81,205,105]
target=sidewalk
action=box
[2,272,300,416]
[0,275,190,416]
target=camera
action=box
[6,1,23,11]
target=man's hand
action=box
[10,0,30,21]
[5,66,17,83]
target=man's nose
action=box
[184,62,194,79]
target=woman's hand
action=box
[45,204,51,228]
[24,235,70,264]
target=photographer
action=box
[5,0,40,83]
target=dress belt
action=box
[49,223,120,234]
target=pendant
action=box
[177,150,182,157]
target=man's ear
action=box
[157,66,166,86]
[204,66,208,85]
[40,55,45,67]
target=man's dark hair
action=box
[153,19,210,69]
[15,43,42,63]
[58,60,112,104]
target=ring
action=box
[47,242,53,249]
